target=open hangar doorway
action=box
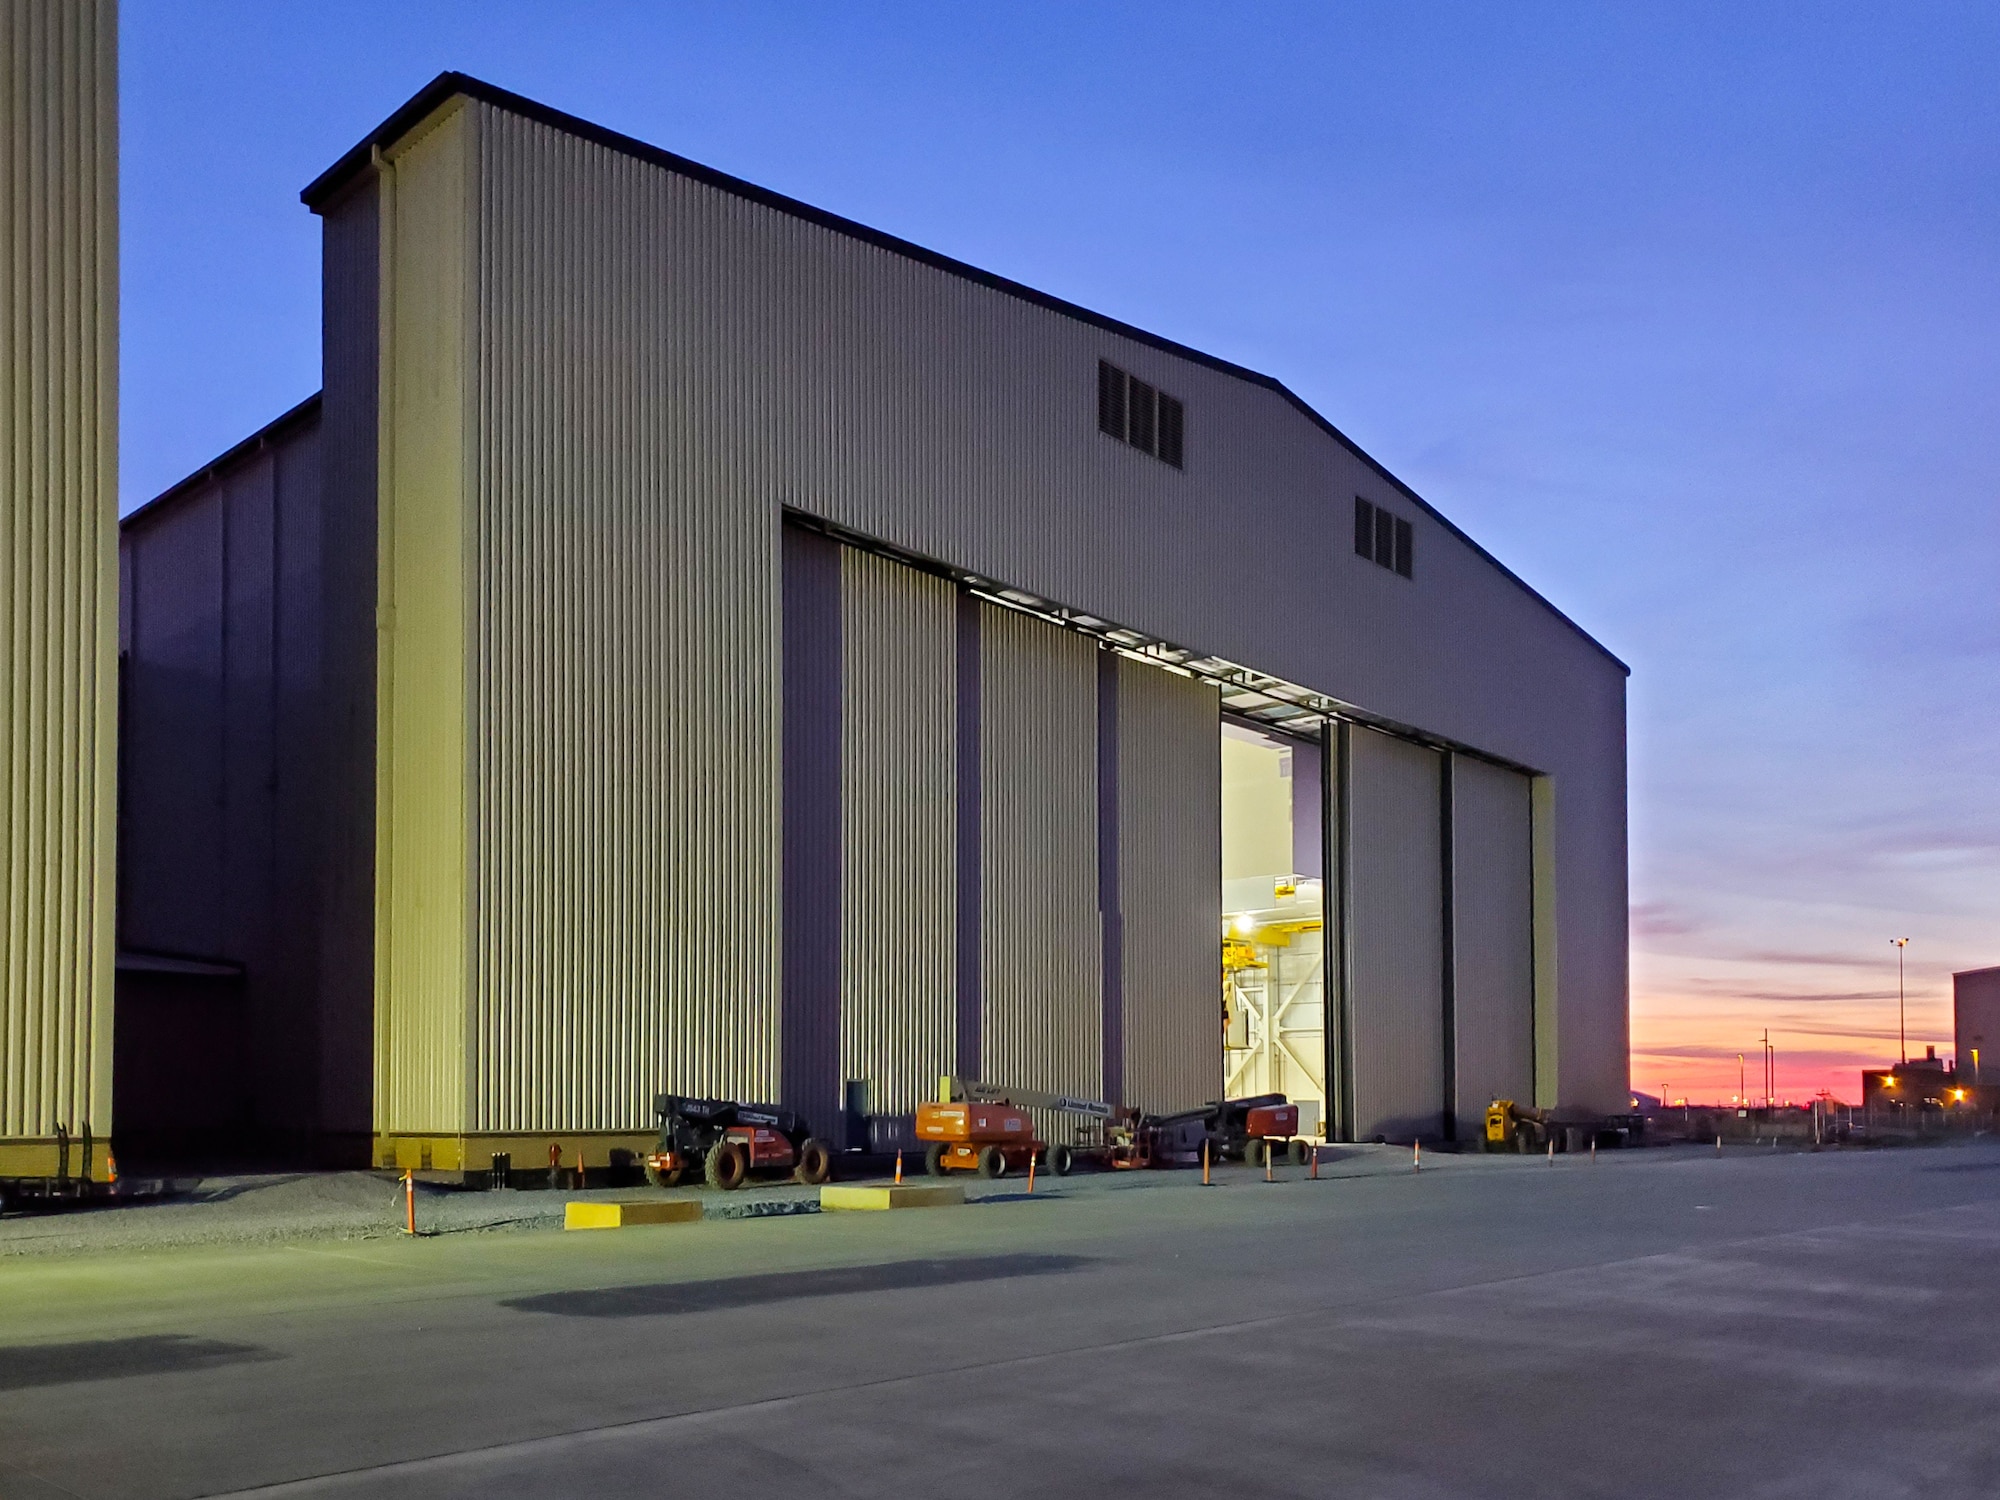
[1220,719,1327,1140]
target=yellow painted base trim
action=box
[0,1139,115,1182]
[565,1199,703,1231]
[820,1183,965,1211]
[373,1132,656,1173]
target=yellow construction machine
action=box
[1485,1099,1554,1153]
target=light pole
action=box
[1738,1053,1745,1108]
[1892,938,1910,1064]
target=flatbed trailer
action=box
[0,1126,117,1215]
[937,1079,1309,1170]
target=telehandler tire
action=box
[794,1139,833,1186]
[705,1139,747,1191]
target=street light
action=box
[1891,938,1910,1064]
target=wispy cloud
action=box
[1631,901,1702,938]
[1733,950,1874,969]
[1702,988,1900,1004]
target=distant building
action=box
[1859,1046,1990,1113]
[1955,967,2000,1089]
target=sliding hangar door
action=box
[803,531,1538,1149]
[1339,727,1538,1141]
[362,479,1533,1165]
[1223,719,1537,1144]
[784,527,1222,1149]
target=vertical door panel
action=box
[980,607,1101,1116]
[1452,757,1536,1123]
[1347,727,1444,1140]
[1117,659,1221,1113]
[840,550,958,1120]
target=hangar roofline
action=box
[301,70,1628,677]
[120,391,322,531]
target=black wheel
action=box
[1244,1139,1265,1168]
[924,1143,949,1177]
[1047,1143,1074,1176]
[1288,1138,1309,1167]
[643,1160,685,1189]
[705,1138,747,1191]
[977,1145,1008,1179]
[794,1138,832,1186]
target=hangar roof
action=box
[302,71,1626,674]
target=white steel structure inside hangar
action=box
[111,72,1629,1170]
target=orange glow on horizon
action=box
[1630,959,1955,1106]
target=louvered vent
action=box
[1353,497,1414,580]
[1097,359,1184,470]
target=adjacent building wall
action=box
[1,0,118,1177]
[1956,968,2000,1090]
[116,400,366,1161]
[353,97,788,1167]
[372,102,472,1146]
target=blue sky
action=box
[120,2,2000,1100]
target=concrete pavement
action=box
[3,1142,1998,1497]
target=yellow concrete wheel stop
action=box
[564,1200,704,1230]
[820,1183,965,1211]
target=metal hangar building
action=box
[113,73,1630,1172]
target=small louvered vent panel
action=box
[1096,360,1183,470]
[1353,497,1414,581]
[1097,359,1126,440]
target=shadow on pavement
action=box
[503,1253,1095,1319]
[0,1334,279,1391]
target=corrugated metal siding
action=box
[118,413,330,1139]
[1347,727,1444,1140]
[316,175,382,1144]
[1117,657,1221,1113]
[978,605,1100,1113]
[465,108,782,1131]
[327,83,1625,1123]
[1,1,117,1152]
[840,548,956,1116]
[121,495,225,956]
[373,103,473,1136]
[780,524,841,1131]
[1451,756,1535,1120]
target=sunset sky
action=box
[118,3,1999,1104]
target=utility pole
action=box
[1762,1029,1771,1110]
[1738,1053,1745,1108]
[1892,938,1910,1064]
